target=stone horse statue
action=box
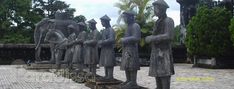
[34,12,79,63]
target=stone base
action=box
[85,76,146,89]
[51,68,87,83]
[86,83,147,89]
[24,63,67,69]
[106,85,147,89]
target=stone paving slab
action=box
[96,64,234,89]
[0,65,88,89]
[0,64,234,89]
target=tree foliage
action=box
[0,0,42,43]
[229,18,234,46]
[33,0,72,19]
[74,15,87,23]
[0,0,76,43]
[173,25,181,46]
[114,0,154,48]
[185,6,232,57]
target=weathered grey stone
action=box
[145,0,175,89]
[120,10,141,88]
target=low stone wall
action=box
[193,57,234,69]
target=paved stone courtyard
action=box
[0,64,233,89]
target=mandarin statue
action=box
[120,11,141,89]
[98,15,116,81]
[61,24,78,69]
[72,22,87,72]
[84,19,101,78]
[145,0,175,89]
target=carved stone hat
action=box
[68,24,75,30]
[122,10,136,16]
[152,0,169,8]
[88,19,97,24]
[78,22,86,26]
[100,15,111,21]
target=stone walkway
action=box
[0,64,233,89]
[0,65,87,89]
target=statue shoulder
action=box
[133,23,141,32]
[108,27,115,32]
[165,17,174,25]
[81,31,87,34]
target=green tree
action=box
[0,0,42,43]
[173,25,181,46]
[114,0,153,25]
[114,0,154,48]
[228,18,234,46]
[33,0,73,19]
[185,6,232,57]
[73,15,87,23]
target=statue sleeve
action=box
[86,30,100,46]
[75,31,86,44]
[151,18,174,43]
[122,24,141,44]
[102,29,115,45]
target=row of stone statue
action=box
[34,0,174,89]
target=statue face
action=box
[68,28,73,34]
[154,6,160,17]
[89,23,96,30]
[101,20,107,27]
[79,26,84,31]
[123,14,129,23]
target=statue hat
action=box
[88,19,97,24]
[68,24,75,29]
[78,22,86,26]
[100,15,111,21]
[122,10,136,16]
[152,0,169,8]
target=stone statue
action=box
[145,0,175,89]
[34,18,52,62]
[44,29,67,67]
[61,24,78,69]
[72,22,87,71]
[98,15,116,81]
[84,19,101,77]
[120,11,141,88]
[34,12,79,63]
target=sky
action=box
[61,0,180,29]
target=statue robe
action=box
[120,23,141,71]
[72,31,87,64]
[84,30,101,65]
[149,16,175,77]
[99,27,116,67]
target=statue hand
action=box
[145,36,152,43]
[120,38,124,43]
[84,41,88,45]
[98,40,103,46]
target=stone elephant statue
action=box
[34,15,79,63]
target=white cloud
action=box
[61,0,181,29]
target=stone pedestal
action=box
[85,76,146,89]
[24,63,67,69]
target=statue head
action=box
[67,24,76,34]
[88,19,97,31]
[100,15,111,28]
[152,0,169,17]
[78,22,86,31]
[122,11,136,24]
